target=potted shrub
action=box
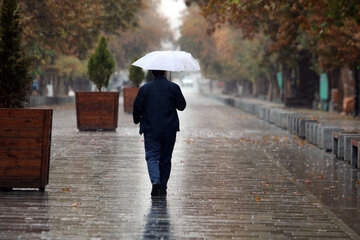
[0,0,52,191]
[75,36,119,131]
[123,57,144,113]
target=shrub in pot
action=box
[123,57,144,113]
[0,0,52,191]
[75,36,119,131]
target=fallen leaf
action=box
[72,203,78,207]
[255,196,261,202]
[62,188,70,192]
[356,181,360,185]
[272,136,279,141]
[297,139,305,146]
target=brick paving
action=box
[0,89,359,239]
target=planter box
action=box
[123,87,139,113]
[0,109,53,191]
[76,92,119,131]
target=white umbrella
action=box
[132,50,200,72]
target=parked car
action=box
[182,78,194,87]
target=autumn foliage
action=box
[184,0,360,107]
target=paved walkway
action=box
[0,88,359,239]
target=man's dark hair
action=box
[152,70,166,77]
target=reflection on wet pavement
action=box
[143,198,171,239]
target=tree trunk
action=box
[223,81,237,94]
[327,68,340,94]
[282,64,292,99]
[353,66,359,116]
[266,77,273,101]
[38,74,48,96]
[266,71,280,102]
[340,67,354,113]
[242,80,252,97]
[53,76,67,96]
[297,50,319,107]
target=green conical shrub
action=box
[87,36,115,92]
[129,57,144,87]
[0,0,32,108]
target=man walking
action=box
[133,70,186,196]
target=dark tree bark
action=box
[297,50,319,107]
[354,66,359,116]
[282,64,292,99]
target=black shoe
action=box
[159,189,167,196]
[151,183,161,196]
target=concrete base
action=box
[318,126,344,151]
[299,119,317,139]
[332,132,360,159]
[344,135,360,162]
[306,121,318,143]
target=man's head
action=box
[152,70,167,77]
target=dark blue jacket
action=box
[133,76,186,134]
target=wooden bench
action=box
[350,138,360,168]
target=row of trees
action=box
[182,1,360,114]
[10,0,170,96]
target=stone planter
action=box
[0,109,53,191]
[75,92,119,131]
[123,87,139,113]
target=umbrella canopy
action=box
[132,50,200,72]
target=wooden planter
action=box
[123,87,139,113]
[0,109,53,191]
[76,92,119,131]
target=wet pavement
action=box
[1,87,360,239]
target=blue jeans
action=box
[144,132,176,190]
